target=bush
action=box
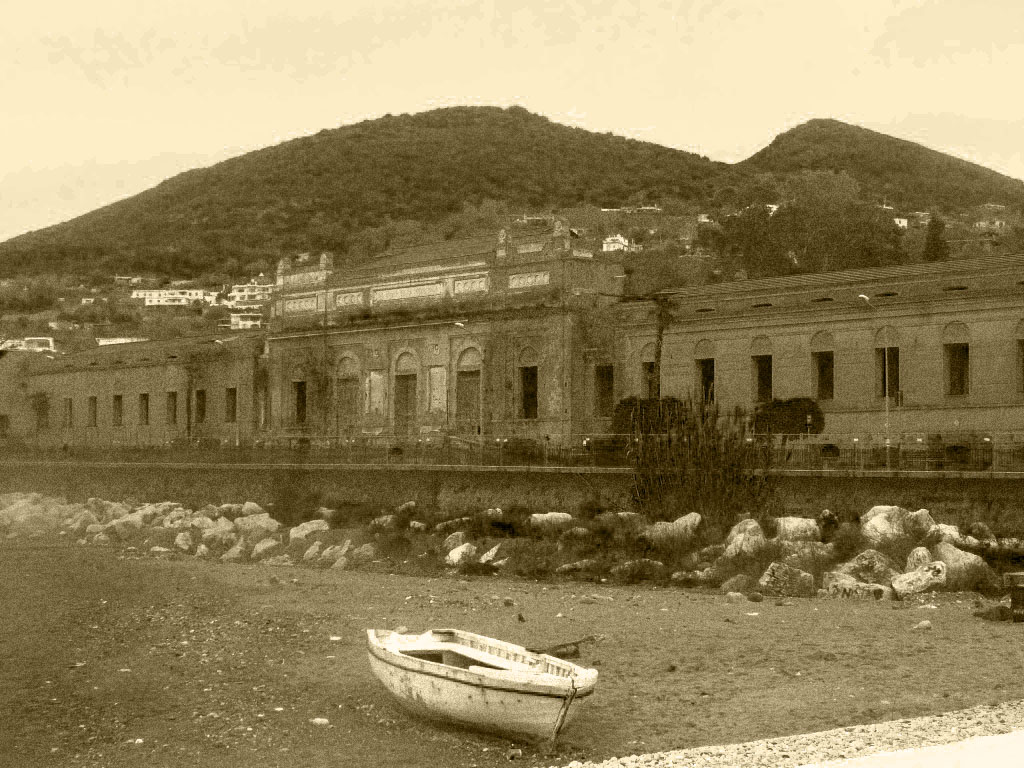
[375,532,413,559]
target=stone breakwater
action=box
[549,699,1024,768]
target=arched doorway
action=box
[393,352,418,436]
[455,347,482,434]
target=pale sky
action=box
[3,0,1024,243]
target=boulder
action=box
[720,573,757,594]
[892,561,947,598]
[780,541,836,572]
[757,562,815,598]
[163,507,188,527]
[836,549,900,585]
[149,546,172,555]
[350,543,376,563]
[396,500,417,514]
[558,527,593,548]
[188,515,214,531]
[108,511,147,540]
[92,532,112,546]
[643,513,702,549]
[69,510,100,535]
[905,546,932,572]
[251,537,281,560]
[331,555,349,570]
[529,512,574,532]
[85,523,105,536]
[555,559,597,574]
[370,514,397,530]
[201,518,238,548]
[861,506,936,548]
[773,517,821,542]
[434,517,472,534]
[446,543,479,566]
[408,521,428,532]
[235,513,281,540]
[240,501,265,517]
[822,572,893,600]
[929,541,997,591]
[173,532,193,552]
[194,544,211,558]
[302,541,324,562]
[726,591,746,603]
[320,541,352,565]
[479,542,511,565]
[723,519,767,559]
[218,503,245,520]
[221,541,248,563]
[289,519,330,543]
[966,522,997,543]
[443,531,469,552]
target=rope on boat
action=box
[551,677,578,741]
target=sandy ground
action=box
[4,542,1024,768]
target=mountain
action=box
[2,109,1022,279]
[0,106,728,278]
[740,118,1024,211]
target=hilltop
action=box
[1,108,1022,280]
[740,118,1024,211]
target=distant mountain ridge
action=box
[1,107,1021,278]
[740,118,1024,211]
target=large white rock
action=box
[194,544,211,558]
[836,549,900,585]
[822,572,893,600]
[723,519,767,559]
[370,514,397,530]
[434,517,472,534]
[173,532,193,552]
[905,546,932,572]
[188,515,214,531]
[861,506,935,548]
[445,543,478,566]
[529,512,574,532]
[251,537,282,560]
[289,519,330,543]
[221,541,248,563]
[929,541,996,591]
[302,541,324,562]
[320,541,352,565]
[240,501,265,517]
[773,517,821,542]
[758,562,815,598]
[643,513,702,548]
[779,541,835,572]
[235,513,280,540]
[201,517,237,547]
[479,542,511,564]
[443,531,468,552]
[892,561,946,598]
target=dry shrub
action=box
[506,540,560,579]
[375,531,413,559]
[709,539,787,586]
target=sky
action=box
[3,0,1024,243]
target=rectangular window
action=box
[88,396,98,427]
[225,387,237,423]
[0,414,9,436]
[945,343,969,396]
[642,361,660,399]
[166,391,178,425]
[875,347,900,399]
[62,398,73,429]
[813,351,834,401]
[112,394,123,426]
[428,366,447,414]
[292,381,306,425]
[195,389,206,424]
[696,358,715,403]
[139,393,150,425]
[520,365,539,419]
[367,371,385,415]
[594,364,615,418]
[752,355,773,403]
[336,377,360,420]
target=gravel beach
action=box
[549,699,1024,767]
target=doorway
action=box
[394,374,417,436]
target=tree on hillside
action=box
[922,216,951,262]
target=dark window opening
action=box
[814,351,834,401]
[166,392,178,425]
[293,381,306,425]
[696,358,715,403]
[112,394,123,427]
[875,347,900,399]
[945,343,969,396]
[594,365,614,418]
[225,387,237,423]
[0,414,9,436]
[642,361,660,399]
[752,355,772,403]
[87,396,97,427]
[139,393,149,425]
[195,389,207,424]
[62,398,73,429]
[520,366,538,420]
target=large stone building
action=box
[5,222,1024,453]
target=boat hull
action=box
[366,630,595,742]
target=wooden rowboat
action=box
[366,628,598,742]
